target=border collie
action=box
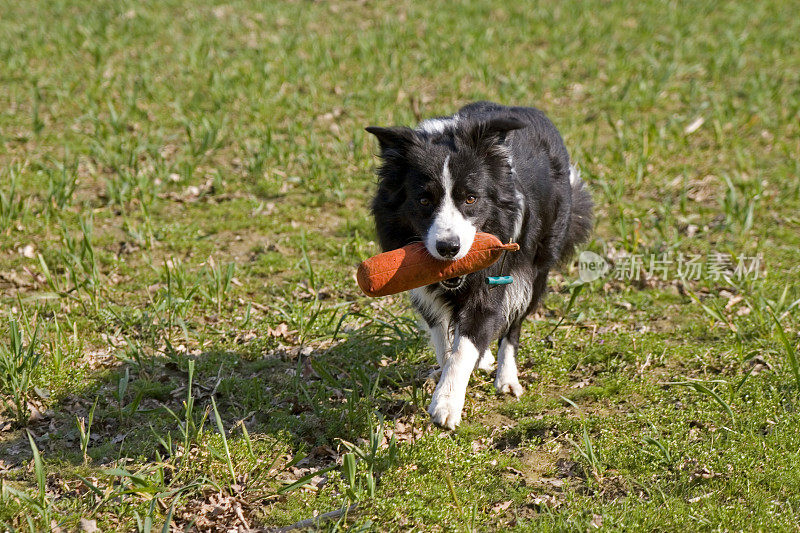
[366,101,593,429]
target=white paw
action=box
[476,349,495,372]
[427,394,464,429]
[495,376,524,398]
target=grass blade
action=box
[670,381,735,421]
[769,309,800,391]
[27,430,45,505]
[211,397,236,482]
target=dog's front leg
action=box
[428,332,482,429]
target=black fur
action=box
[367,101,593,356]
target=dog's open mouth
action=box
[440,276,464,290]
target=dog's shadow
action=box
[0,314,430,472]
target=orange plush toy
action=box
[356,233,519,297]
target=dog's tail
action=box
[559,165,594,264]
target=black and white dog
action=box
[366,102,593,429]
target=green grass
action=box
[1,0,799,530]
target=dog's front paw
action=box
[476,349,495,372]
[427,394,464,429]
[495,375,524,398]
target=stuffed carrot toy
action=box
[357,233,519,297]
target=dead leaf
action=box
[178,491,252,532]
[0,459,16,474]
[491,500,513,514]
[268,323,290,338]
[556,459,584,479]
[79,518,99,533]
[234,331,257,344]
[0,270,34,289]
[571,378,591,389]
[724,294,743,310]
[747,355,772,376]
[688,491,716,503]
[537,477,565,490]
[19,244,36,258]
[529,493,560,509]
[684,116,704,134]
[681,458,722,482]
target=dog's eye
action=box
[465,195,477,204]
[419,197,431,206]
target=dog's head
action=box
[367,117,525,261]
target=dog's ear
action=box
[366,126,412,207]
[462,116,526,153]
[365,126,416,155]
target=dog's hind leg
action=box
[429,320,452,368]
[495,321,524,397]
[476,347,495,372]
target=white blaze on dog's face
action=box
[365,119,524,266]
[424,156,477,261]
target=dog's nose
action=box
[436,237,460,259]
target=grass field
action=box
[1,0,799,530]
